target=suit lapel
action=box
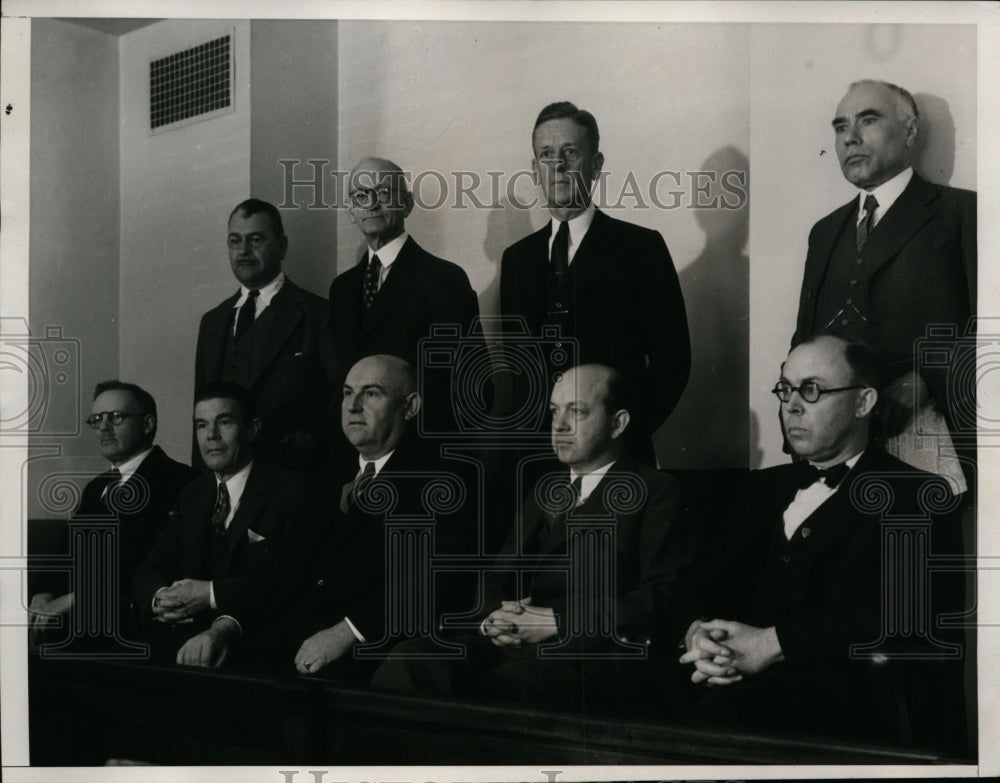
[225,464,265,555]
[569,209,610,296]
[204,292,240,379]
[361,237,420,337]
[862,173,939,278]
[251,281,305,388]
[803,201,856,331]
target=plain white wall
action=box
[118,20,252,464]
[27,19,120,516]
[337,21,750,469]
[748,23,977,468]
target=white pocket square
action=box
[247,529,266,543]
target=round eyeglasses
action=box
[771,381,866,404]
[86,411,145,428]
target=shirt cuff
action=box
[209,581,217,610]
[343,616,366,643]
[213,615,242,635]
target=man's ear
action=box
[403,392,421,421]
[531,157,540,184]
[610,408,630,440]
[856,387,878,419]
[246,417,263,442]
[904,116,919,149]
[402,190,415,219]
[591,151,605,180]
[142,414,156,438]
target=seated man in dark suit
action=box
[29,380,196,648]
[329,157,483,440]
[133,382,310,665]
[195,198,333,470]
[671,334,958,742]
[372,363,692,711]
[192,354,474,678]
[500,102,690,465]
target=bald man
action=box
[328,157,483,439]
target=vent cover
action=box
[149,34,232,132]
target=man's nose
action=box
[842,121,861,145]
[552,411,569,431]
[783,391,805,414]
[98,415,113,432]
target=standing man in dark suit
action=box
[329,158,483,439]
[500,102,690,465]
[133,382,310,665]
[195,198,333,470]
[373,364,692,711]
[793,80,976,490]
[673,334,956,742]
[28,380,196,647]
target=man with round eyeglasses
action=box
[194,198,335,472]
[28,380,196,649]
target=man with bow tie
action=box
[674,333,950,740]
[372,363,692,710]
[132,382,310,665]
[28,380,196,648]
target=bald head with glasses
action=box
[773,334,879,467]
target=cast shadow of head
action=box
[655,145,756,470]
[912,92,957,186]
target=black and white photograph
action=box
[1,1,996,780]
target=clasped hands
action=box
[152,578,211,622]
[678,618,783,687]
[481,596,558,647]
[27,591,74,648]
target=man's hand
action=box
[176,617,240,668]
[879,371,931,438]
[153,579,211,622]
[482,597,558,647]
[679,618,741,686]
[294,620,356,675]
[28,592,74,648]
[696,619,784,676]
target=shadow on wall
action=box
[912,93,956,185]
[655,145,753,470]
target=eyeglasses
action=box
[86,411,145,428]
[537,147,585,165]
[771,381,867,404]
[227,233,272,250]
[349,187,395,209]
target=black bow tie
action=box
[793,461,851,490]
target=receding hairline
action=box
[843,79,920,122]
[349,157,409,191]
[346,354,417,397]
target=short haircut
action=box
[849,79,920,122]
[351,353,417,399]
[532,101,600,153]
[601,366,634,418]
[228,198,285,237]
[93,380,157,439]
[194,381,257,421]
[350,157,410,196]
[798,332,881,389]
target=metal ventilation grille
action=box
[149,34,231,131]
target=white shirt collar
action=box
[216,459,253,502]
[856,167,912,226]
[358,449,395,477]
[808,450,864,472]
[569,458,617,506]
[368,232,409,269]
[113,446,154,479]
[235,271,284,310]
[548,202,595,265]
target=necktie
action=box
[545,475,582,530]
[234,289,260,340]
[551,220,570,276]
[792,461,851,490]
[100,467,123,509]
[211,481,230,534]
[340,461,377,514]
[856,194,879,253]
[363,255,382,308]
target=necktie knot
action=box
[856,194,879,253]
[234,289,260,340]
[340,461,377,514]
[863,194,879,215]
[363,255,382,308]
[793,461,850,490]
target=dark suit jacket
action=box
[691,447,943,664]
[328,237,483,439]
[500,209,690,454]
[486,455,692,650]
[132,460,310,623]
[794,173,976,429]
[32,446,197,601]
[194,277,334,467]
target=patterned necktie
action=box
[211,481,230,534]
[234,289,260,340]
[792,461,850,490]
[551,220,570,276]
[856,194,879,253]
[340,461,377,514]
[363,255,382,308]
